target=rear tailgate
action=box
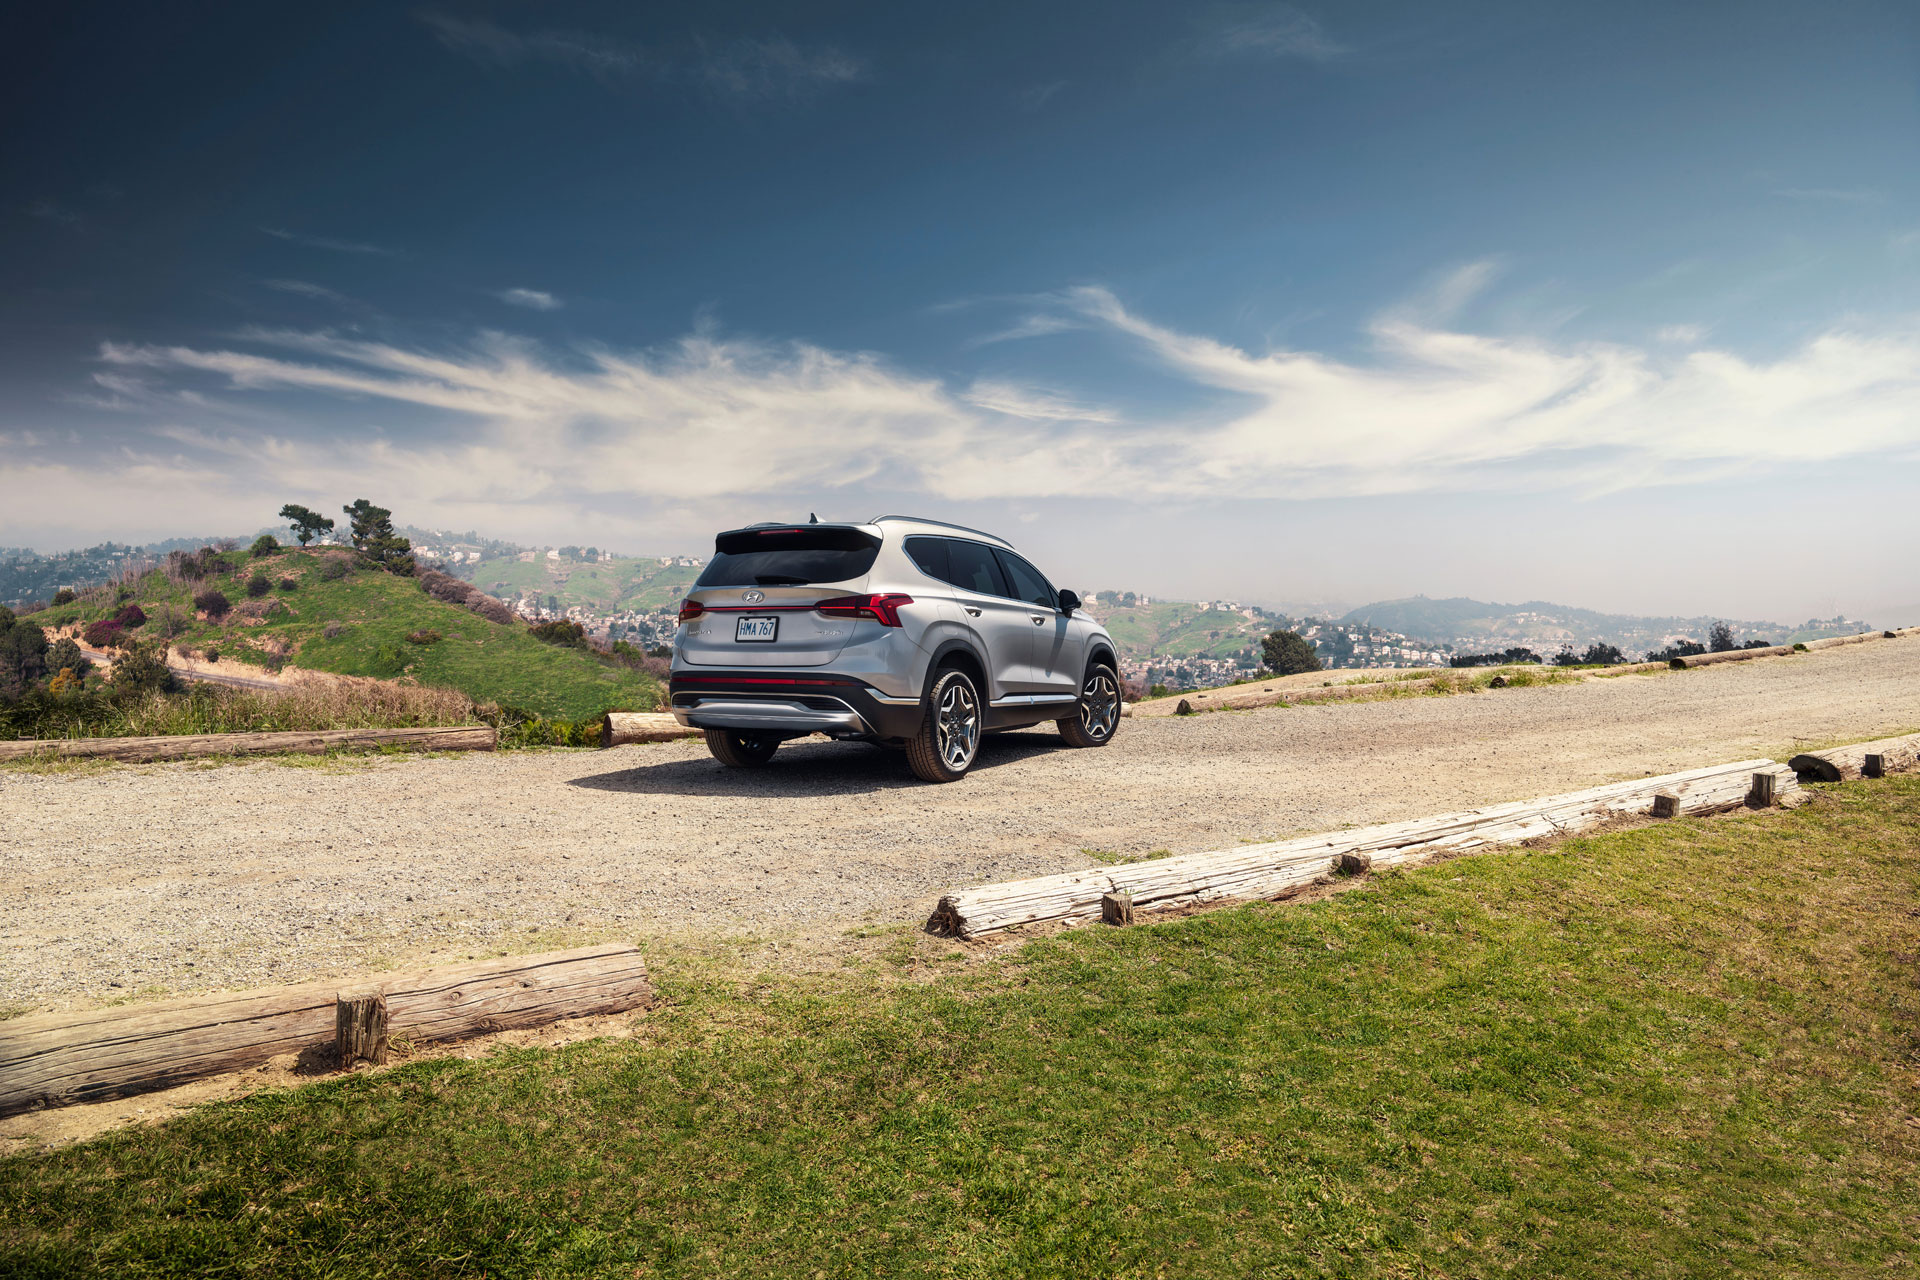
[677,525,879,668]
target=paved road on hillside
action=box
[4,636,1917,1009]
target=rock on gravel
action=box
[4,638,1918,1011]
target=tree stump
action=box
[1175,699,1193,716]
[1337,852,1373,875]
[1747,771,1777,808]
[1101,892,1133,926]
[335,991,388,1067]
[1650,793,1681,819]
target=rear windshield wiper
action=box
[753,575,810,585]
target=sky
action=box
[4,1,1918,622]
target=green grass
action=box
[5,781,1918,1277]
[24,549,659,720]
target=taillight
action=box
[815,593,913,627]
[677,598,705,623]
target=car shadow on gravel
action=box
[567,731,1062,796]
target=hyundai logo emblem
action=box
[742,590,764,603]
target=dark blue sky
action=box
[5,2,1918,618]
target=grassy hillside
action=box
[4,781,1914,1274]
[461,555,702,614]
[25,548,660,719]
[1087,600,1274,660]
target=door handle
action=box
[1031,616,1046,625]
[964,607,981,617]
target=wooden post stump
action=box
[1865,753,1890,778]
[1650,793,1681,819]
[1174,699,1193,716]
[1101,892,1134,926]
[1337,851,1373,875]
[335,991,388,1067]
[1747,771,1777,808]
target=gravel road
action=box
[4,639,1917,1012]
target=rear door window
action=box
[903,536,950,583]
[942,539,1010,597]
[994,550,1057,610]
[696,526,880,587]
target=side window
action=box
[994,550,1056,610]
[903,536,949,583]
[942,539,1010,597]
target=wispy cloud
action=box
[421,14,862,101]
[1015,81,1069,111]
[1773,186,1879,204]
[1656,323,1706,344]
[261,227,398,256]
[79,283,1920,518]
[1196,5,1348,61]
[964,313,1081,348]
[28,200,80,227]
[264,279,350,305]
[496,287,562,311]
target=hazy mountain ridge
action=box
[1341,595,1873,654]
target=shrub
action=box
[419,569,476,605]
[52,588,75,606]
[1120,675,1146,702]
[468,594,515,625]
[48,668,81,697]
[246,572,271,598]
[82,619,126,649]
[1647,640,1706,662]
[323,621,345,639]
[0,608,49,700]
[405,629,441,645]
[110,641,177,694]
[1450,647,1543,668]
[194,589,232,618]
[204,648,220,662]
[113,603,147,629]
[530,618,587,647]
[369,643,409,677]
[277,577,297,592]
[250,534,280,558]
[319,558,351,581]
[47,637,91,679]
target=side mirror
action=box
[1057,589,1081,614]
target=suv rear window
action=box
[697,526,881,587]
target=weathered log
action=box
[0,724,495,764]
[335,991,388,1067]
[0,944,650,1116]
[600,711,700,748]
[1668,645,1794,669]
[1802,631,1887,651]
[1788,732,1920,782]
[927,759,1799,938]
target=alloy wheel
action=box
[936,680,980,770]
[1080,670,1119,741]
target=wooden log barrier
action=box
[600,711,701,748]
[928,759,1799,939]
[1802,631,1890,651]
[1668,645,1795,669]
[0,724,496,764]
[0,944,651,1116]
[1788,732,1920,782]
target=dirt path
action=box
[4,639,1917,1012]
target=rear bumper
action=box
[668,672,925,742]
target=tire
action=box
[704,729,780,767]
[1057,663,1121,748]
[905,668,983,783]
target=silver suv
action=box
[669,516,1121,782]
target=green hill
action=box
[25,547,660,719]
[458,555,703,614]
[1085,599,1277,661]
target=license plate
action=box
[735,615,778,642]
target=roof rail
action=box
[869,515,1012,547]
